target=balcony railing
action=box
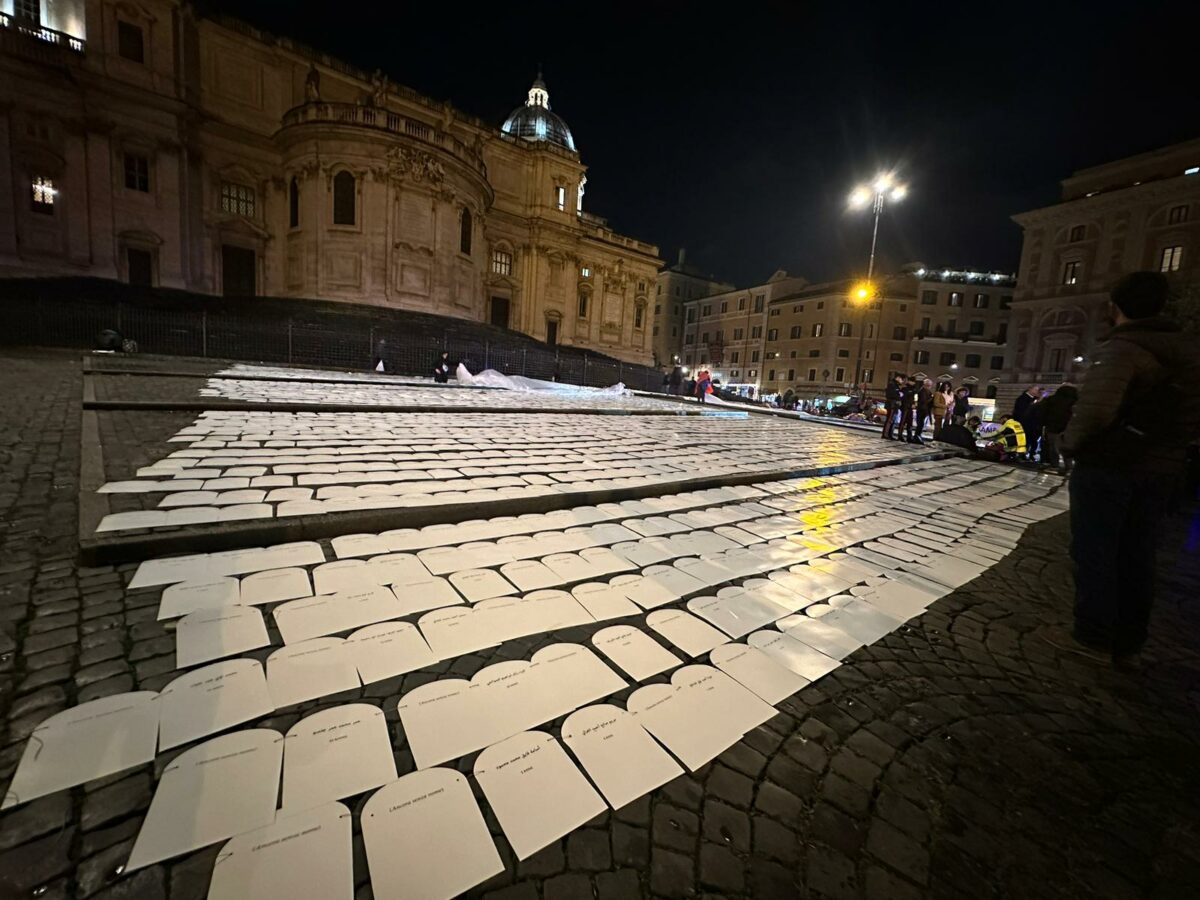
[0,12,86,58]
[279,102,487,179]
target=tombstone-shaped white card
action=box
[572,582,640,622]
[686,590,785,640]
[129,554,212,589]
[209,801,352,900]
[158,658,273,751]
[126,729,283,871]
[449,568,516,603]
[176,605,270,669]
[776,614,862,659]
[500,559,561,592]
[273,585,405,644]
[240,567,313,606]
[474,731,606,860]
[529,643,627,718]
[747,629,841,681]
[347,621,438,684]
[282,705,397,811]
[312,560,378,595]
[646,609,726,658]
[579,545,636,575]
[709,642,808,704]
[561,705,683,811]
[2,692,160,809]
[398,678,497,769]
[391,572,463,616]
[818,598,904,644]
[362,769,503,900]
[266,637,361,708]
[157,577,241,621]
[332,533,390,559]
[612,573,676,610]
[591,625,682,682]
[417,606,500,659]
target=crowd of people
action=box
[880,375,977,444]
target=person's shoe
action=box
[1040,625,1110,664]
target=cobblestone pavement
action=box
[2,349,1199,900]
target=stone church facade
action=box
[0,1,661,364]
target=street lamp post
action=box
[848,174,907,402]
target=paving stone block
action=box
[652,802,699,853]
[611,821,650,868]
[809,802,865,856]
[516,842,564,878]
[699,841,744,893]
[718,741,768,778]
[754,782,804,823]
[8,684,67,719]
[613,794,650,826]
[81,773,151,830]
[596,869,641,900]
[829,749,882,791]
[89,867,167,900]
[821,773,872,818]
[706,763,753,809]
[649,847,696,899]
[567,828,611,871]
[866,819,930,885]
[0,827,76,892]
[78,673,136,703]
[0,793,73,851]
[167,845,221,900]
[805,844,857,899]
[543,872,592,900]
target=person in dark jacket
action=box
[668,366,683,395]
[432,351,451,383]
[1033,384,1079,471]
[911,378,934,443]
[897,377,918,441]
[951,387,971,425]
[1047,272,1200,668]
[1014,384,1042,459]
[882,375,903,440]
[1013,384,1040,421]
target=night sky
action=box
[209,0,1199,287]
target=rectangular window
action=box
[790,325,802,338]
[998,323,1008,342]
[127,248,153,286]
[835,367,845,382]
[939,352,956,366]
[720,301,728,313]
[948,291,964,307]
[654,303,661,314]
[892,326,907,340]
[15,0,40,21]
[701,332,709,344]
[808,349,819,358]
[973,293,989,308]
[671,326,677,337]
[220,181,255,217]
[748,369,757,378]
[733,328,744,340]
[788,369,795,381]
[31,176,55,213]
[1069,224,1086,242]
[738,297,746,310]
[686,309,696,323]
[751,350,760,362]
[867,323,875,339]
[730,351,740,364]
[1049,348,1066,372]
[751,325,762,338]
[769,308,780,317]
[914,350,930,364]
[581,267,591,278]
[889,352,904,362]
[491,249,513,276]
[946,319,957,336]
[753,294,764,312]
[862,368,873,382]
[812,323,823,337]
[702,304,712,316]
[1000,295,1012,310]
[124,153,149,192]
[921,290,937,305]
[684,334,694,345]
[674,286,680,296]
[838,322,851,337]
[634,306,644,328]
[990,355,1004,370]
[1062,260,1080,284]
[731,370,739,379]
[768,369,775,381]
[555,185,566,210]
[817,301,824,310]
[652,325,659,335]
[767,329,778,341]
[808,368,817,381]
[657,284,662,295]
[837,348,849,358]
[1168,204,1189,225]
[965,354,981,368]
[969,320,985,336]
[1160,246,1183,272]
[117,21,145,63]
[920,317,931,333]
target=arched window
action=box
[332,171,355,225]
[288,177,299,228]
[634,303,645,329]
[460,208,472,254]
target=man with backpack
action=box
[1047,272,1200,669]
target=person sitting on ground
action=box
[983,414,1026,460]
[432,351,451,383]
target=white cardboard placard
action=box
[571,582,640,622]
[176,605,270,669]
[157,577,241,620]
[645,609,727,657]
[561,705,682,810]
[239,568,313,606]
[125,729,283,871]
[579,546,635,575]
[209,802,353,900]
[474,731,606,860]
[709,642,808,704]
[312,560,377,595]
[332,533,390,559]
[255,542,325,573]
[266,637,361,708]
[776,615,862,659]
[362,769,503,900]
[819,599,904,644]
[591,625,682,681]
[273,585,405,644]
[500,560,561,592]
[747,629,842,681]
[391,573,463,616]
[529,643,627,716]
[449,568,516,603]
[282,705,397,811]
[417,606,500,659]
[397,679,491,769]
[2,692,160,809]
[158,658,273,750]
[129,554,211,589]
[347,621,438,684]
[686,591,785,639]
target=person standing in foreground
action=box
[931,381,951,439]
[897,376,918,441]
[1049,272,1200,668]
[882,374,903,439]
[695,368,712,404]
[912,378,934,443]
[951,387,971,425]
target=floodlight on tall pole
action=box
[847,173,907,400]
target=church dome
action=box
[501,71,576,152]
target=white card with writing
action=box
[571,582,640,622]
[125,729,283,871]
[347,621,438,684]
[362,768,503,900]
[176,605,269,669]
[397,679,494,769]
[591,625,682,682]
[391,573,463,617]
[157,577,240,620]
[158,658,273,750]
[747,629,841,681]
[282,705,397,811]
[646,609,727,657]
[2,692,160,809]
[273,585,405,644]
[561,705,682,810]
[240,568,313,606]
[449,568,516,603]
[776,615,862,659]
[709,642,808,704]
[474,731,606,860]
[266,638,361,709]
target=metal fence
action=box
[0,280,671,392]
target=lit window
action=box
[31,176,56,213]
[838,323,851,337]
[948,292,964,307]
[581,267,591,278]
[862,369,873,382]
[767,328,778,340]
[1168,205,1189,225]
[117,21,145,63]
[634,306,644,328]
[124,154,149,192]
[220,181,255,217]
[914,350,930,364]
[578,292,589,318]
[555,185,566,211]
[491,249,513,276]
[1069,224,1085,242]
[1160,246,1183,272]
[334,172,357,226]
[812,323,823,337]
[974,293,989,308]
[1061,261,1081,284]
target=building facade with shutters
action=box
[0,0,661,364]
[652,249,733,368]
[1007,137,1200,406]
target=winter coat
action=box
[1033,386,1079,434]
[1063,317,1200,472]
[1013,391,1037,421]
[916,386,933,411]
[952,395,970,417]
[931,391,950,418]
[885,382,902,404]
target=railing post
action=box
[583,354,589,385]
[116,300,123,334]
[522,348,527,376]
[287,318,293,363]
[201,310,208,358]
[484,341,490,370]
